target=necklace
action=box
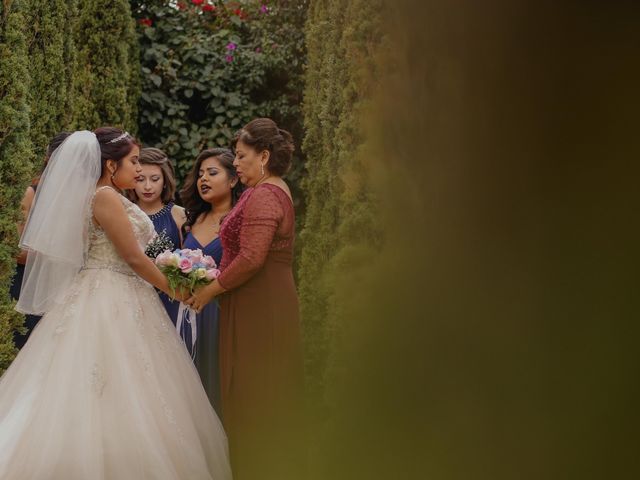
[147,203,171,220]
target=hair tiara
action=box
[106,132,131,144]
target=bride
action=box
[0,128,232,479]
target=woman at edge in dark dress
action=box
[11,131,71,349]
[180,148,243,413]
[187,118,306,480]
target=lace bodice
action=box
[217,183,295,290]
[85,186,156,275]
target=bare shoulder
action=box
[20,185,35,210]
[22,185,35,201]
[93,186,122,206]
[171,204,186,219]
[171,204,187,226]
[93,187,126,221]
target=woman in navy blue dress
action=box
[180,148,243,413]
[128,148,185,323]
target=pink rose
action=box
[156,250,175,267]
[202,255,217,268]
[179,258,193,273]
[189,249,204,265]
[205,268,220,281]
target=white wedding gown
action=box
[0,189,232,479]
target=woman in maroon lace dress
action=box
[187,118,304,480]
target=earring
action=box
[261,163,264,175]
[110,171,115,180]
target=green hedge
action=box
[131,0,307,196]
[0,0,33,373]
[299,0,383,422]
[25,0,77,162]
[72,0,139,131]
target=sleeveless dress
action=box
[146,201,181,324]
[217,184,304,480]
[0,187,231,480]
[183,233,223,415]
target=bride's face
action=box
[113,145,142,190]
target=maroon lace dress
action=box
[217,183,304,479]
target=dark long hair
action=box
[94,127,139,176]
[125,147,177,204]
[180,148,244,238]
[232,117,294,176]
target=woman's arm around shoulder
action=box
[171,204,187,246]
[16,185,36,264]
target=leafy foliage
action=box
[25,0,77,162]
[0,0,33,373]
[131,0,307,198]
[72,0,140,131]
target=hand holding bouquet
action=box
[155,248,220,296]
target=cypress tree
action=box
[24,0,77,161]
[299,0,383,406]
[298,0,348,402]
[72,0,139,131]
[126,21,141,135]
[0,0,33,373]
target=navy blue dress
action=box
[11,185,42,349]
[183,232,223,414]
[10,264,42,349]
[147,202,181,324]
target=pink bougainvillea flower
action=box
[203,4,215,12]
[260,4,268,14]
[192,0,204,5]
[226,42,237,51]
[225,55,234,63]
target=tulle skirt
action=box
[0,268,232,480]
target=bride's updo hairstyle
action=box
[232,118,294,176]
[94,126,140,176]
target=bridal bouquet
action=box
[155,248,220,294]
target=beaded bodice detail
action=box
[85,187,156,275]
